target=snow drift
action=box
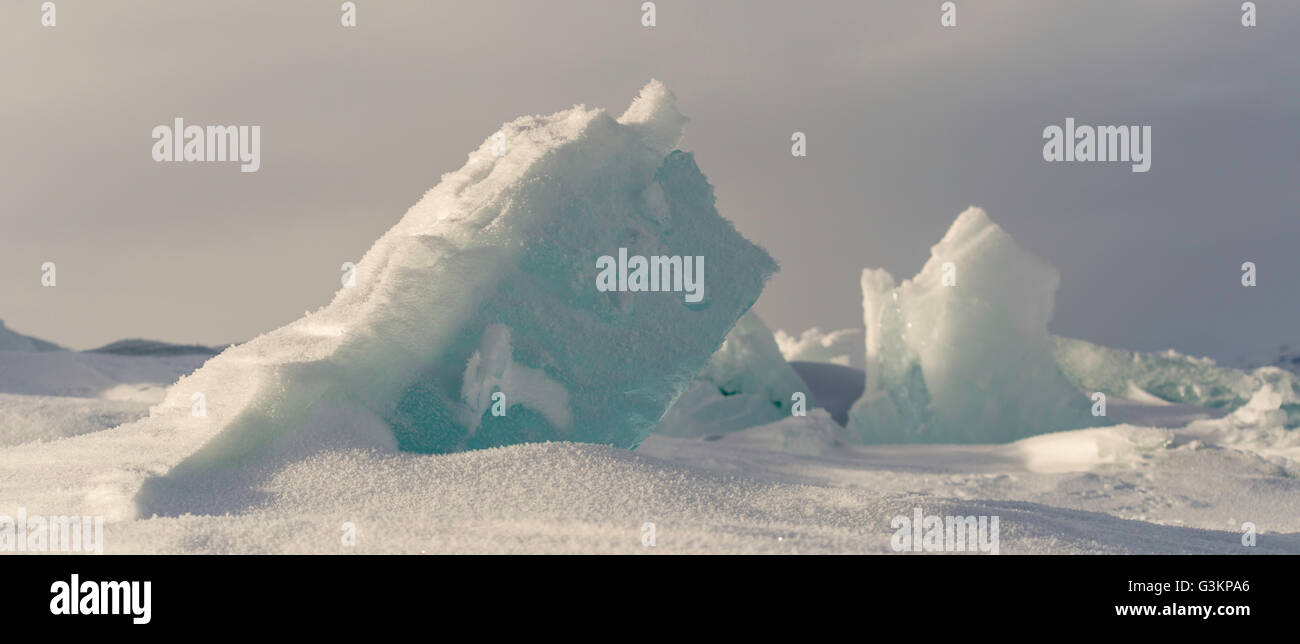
[847,207,1103,443]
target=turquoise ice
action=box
[848,207,1104,443]
[135,81,776,467]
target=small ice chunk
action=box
[847,207,1101,443]
[696,311,809,411]
[658,311,810,437]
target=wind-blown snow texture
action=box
[848,207,1103,444]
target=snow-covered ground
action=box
[1,347,1296,554]
[0,350,211,447]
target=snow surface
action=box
[0,394,146,447]
[3,337,1295,554]
[3,385,1295,553]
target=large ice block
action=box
[129,81,777,477]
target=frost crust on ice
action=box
[847,207,1102,443]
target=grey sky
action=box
[1,1,1296,366]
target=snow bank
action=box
[1014,425,1172,474]
[0,393,149,447]
[847,207,1102,443]
[79,438,1300,554]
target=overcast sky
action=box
[2,1,1296,366]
